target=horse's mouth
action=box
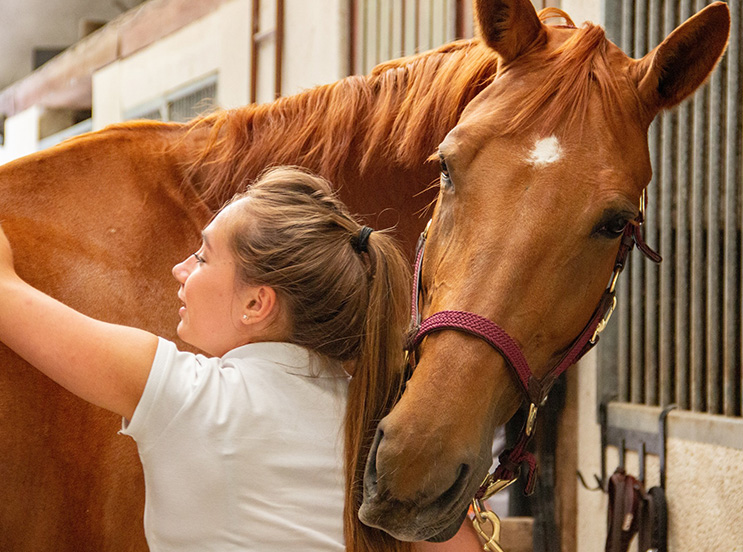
[358,494,470,542]
[359,448,476,542]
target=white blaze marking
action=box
[527,136,562,168]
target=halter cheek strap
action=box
[406,189,660,498]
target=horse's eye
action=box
[598,217,630,238]
[439,154,452,189]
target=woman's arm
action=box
[0,224,157,420]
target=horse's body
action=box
[0,0,729,550]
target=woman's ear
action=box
[240,285,278,326]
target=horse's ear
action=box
[475,0,544,64]
[634,1,730,114]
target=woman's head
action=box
[222,166,409,364]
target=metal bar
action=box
[401,0,406,55]
[617,274,630,403]
[621,0,633,56]
[706,42,724,415]
[631,255,645,405]
[375,0,381,66]
[390,0,396,61]
[249,0,260,104]
[359,0,369,74]
[725,0,742,417]
[674,0,693,411]
[658,0,676,408]
[386,0,396,61]
[413,0,421,54]
[644,0,660,407]
[690,0,708,412]
[274,0,283,99]
[428,0,435,51]
[634,0,648,55]
[442,0,449,44]
[349,0,358,75]
[622,0,642,405]
[455,0,466,39]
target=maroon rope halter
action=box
[405,190,661,497]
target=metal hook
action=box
[576,470,604,492]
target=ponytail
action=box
[343,231,412,552]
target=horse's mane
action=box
[183,40,500,209]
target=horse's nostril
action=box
[364,427,383,490]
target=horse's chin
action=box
[358,499,469,542]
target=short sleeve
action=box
[120,338,211,450]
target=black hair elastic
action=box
[353,226,374,253]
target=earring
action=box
[242,314,249,321]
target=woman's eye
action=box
[193,252,206,263]
[439,154,452,189]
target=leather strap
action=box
[605,468,644,552]
[638,486,668,552]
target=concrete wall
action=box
[0,0,124,89]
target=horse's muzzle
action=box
[359,425,479,542]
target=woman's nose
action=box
[172,257,190,283]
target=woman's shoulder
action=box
[222,341,348,379]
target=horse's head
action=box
[360,0,730,542]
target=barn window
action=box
[125,75,218,123]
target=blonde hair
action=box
[226,166,412,552]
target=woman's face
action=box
[172,203,248,356]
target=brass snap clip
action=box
[472,498,506,552]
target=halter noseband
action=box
[405,189,661,501]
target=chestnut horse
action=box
[0,1,729,551]
[358,0,731,544]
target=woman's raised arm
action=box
[0,223,157,420]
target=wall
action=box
[0,107,42,165]
[92,0,347,130]
[576,351,743,551]
[0,0,124,89]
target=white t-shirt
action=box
[120,338,349,551]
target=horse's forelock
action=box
[499,23,642,140]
